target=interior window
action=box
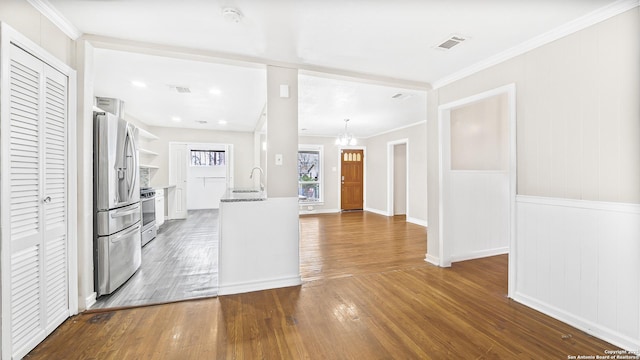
[190,150,225,166]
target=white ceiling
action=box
[46,0,619,136]
[93,48,267,132]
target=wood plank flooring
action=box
[300,212,427,281]
[91,210,218,309]
[27,212,618,359]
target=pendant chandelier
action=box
[335,119,357,146]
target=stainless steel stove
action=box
[140,187,157,246]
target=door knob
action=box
[43,196,52,204]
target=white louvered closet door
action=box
[6,43,69,359]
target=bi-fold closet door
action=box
[1,40,71,359]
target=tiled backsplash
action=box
[140,168,150,188]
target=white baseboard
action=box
[299,208,340,215]
[84,292,97,310]
[450,247,509,263]
[218,275,302,296]
[513,292,640,351]
[364,207,389,216]
[424,254,439,266]
[406,216,428,227]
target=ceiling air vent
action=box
[391,93,414,100]
[436,35,467,50]
[196,120,208,124]
[168,84,192,93]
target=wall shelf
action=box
[138,128,158,140]
[139,148,159,156]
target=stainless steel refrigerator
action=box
[93,97,142,296]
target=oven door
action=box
[141,196,156,228]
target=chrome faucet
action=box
[249,166,264,191]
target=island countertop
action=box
[220,188,267,202]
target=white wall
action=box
[365,122,428,225]
[266,65,298,198]
[0,0,75,66]
[142,126,255,189]
[393,144,407,215]
[427,7,640,349]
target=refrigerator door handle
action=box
[124,124,138,202]
[111,224,141,243]
[110,204,140,218]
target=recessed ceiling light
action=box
[218,120,227,125]
[210,88,222,95]
[131,80,147,88]
[171,116,181,122]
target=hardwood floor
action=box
[300,212,427,281]
[91,210,218,309]
[27,212,617,359]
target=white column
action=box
[266,65,298,198]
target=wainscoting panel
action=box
[515,196,640,350]
[446,171,510,262]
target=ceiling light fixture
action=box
[218,120,227,125]
[171,116,181,122]
[209,88,222,95]
[335,119,356,146]
[222,7,243,23]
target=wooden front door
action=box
[341,149,364,210]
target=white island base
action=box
[218,196,301,295]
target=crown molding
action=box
[432,0,639,89]
[27,0,83,40]
[365,120,427,139]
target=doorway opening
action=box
[387,139,409,217]
[438,84,517,297]
[169,142,234,218]
[90,143,233,309]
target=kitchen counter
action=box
[220,188,267,202]
[152,184,176,189]
[151,185,179,220]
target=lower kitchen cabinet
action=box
[155,190,165,228]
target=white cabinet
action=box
[1,27,74,359]
[155,190,165,228]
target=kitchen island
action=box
[218,189,301,295]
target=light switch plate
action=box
[275,154,283,165]
[279,85,289,98]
